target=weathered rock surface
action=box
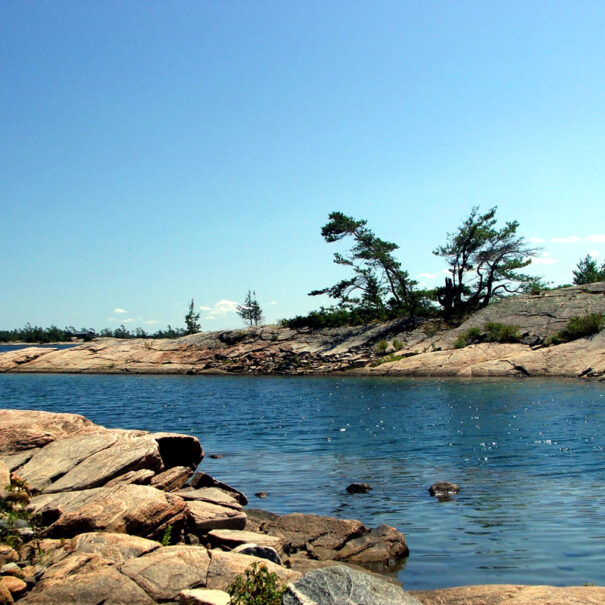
[207,528,283,554]
[70,532,161,565]
[283,565,422,605]
[246,510,409,572]
[205,549,299,590]
[0,409,94,453]
[121,545,211,601]
[410,583,605,604]
[32,484,188,540]
[20,558,155,604]
[186,500,247,532]
[174,487,243,510]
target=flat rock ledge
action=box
[0,409,413,603]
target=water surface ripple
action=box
[0,373,603,589]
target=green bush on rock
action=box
[454,323,520,349]
[226,561,287,605]
[548,313,605,345]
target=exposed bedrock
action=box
[1,283,603,379]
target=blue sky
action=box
[1,1,604,332]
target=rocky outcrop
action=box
[1,283,604,379]
[245,509,409,572]
[364,330,605,379]
[0,410,413,603]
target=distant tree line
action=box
[0,323,188,343]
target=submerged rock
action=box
[428,481,459,499]
[346,482,373,494]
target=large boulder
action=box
[70,532,161,565]
[175,487,244,510]
[0,410,94,453]
[282,565,422,605]
[46,436,163,493]
[205,550,299,591]
[186,500,247,533]
[17,431,120,491]
[121,545,211,601]
[19,554,154,604]
[32,484,187,540]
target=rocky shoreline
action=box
[1,409,604,604]
[1,283,604,380]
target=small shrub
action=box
[375,340,388,354]
[392,338,403,350]
[226,561,286,605]
[484,322,520,343]
[160,524,172,546]
[370,353,407,367]
[454,326,483,349]
[454,323,520,348]
[549,313,605,345]
[0,475,39,548]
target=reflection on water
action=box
[0,373,603,589]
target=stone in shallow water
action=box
[428,481,459,498]
[346,482,372,494]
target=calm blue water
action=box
[0,373,603,589]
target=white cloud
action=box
[529,237,545,243]
[198,306,212,311]
[204,299,239,317]
[588,250,600,258]
[532,256,558,265]
[123,318,135,323]
[270,301,278,305]
[145,320,159,325]
[114,308,127,314]
[550,236,580,243]
[585,234,605,243]
[417,272,437,279]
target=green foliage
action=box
[375,339,388,354]
[370,353,407,367]
[454,326,483,349]
[0,475,39,548]
[237,290,264,326]
[521,277,553,295]
[226,561,286,605]
[434,206,538,317]
[160,524,172,546]
[484,322,521,343]
[572,254,605,285]
[392,338,403,350]
[185,299,201,335]
[548,313,605,345]
[454,323,520,349]
[281,305,386,329]
[310,211,422,318]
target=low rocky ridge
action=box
[0,409,410,603]
[1,283,604,379]
[1,410,603,604]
